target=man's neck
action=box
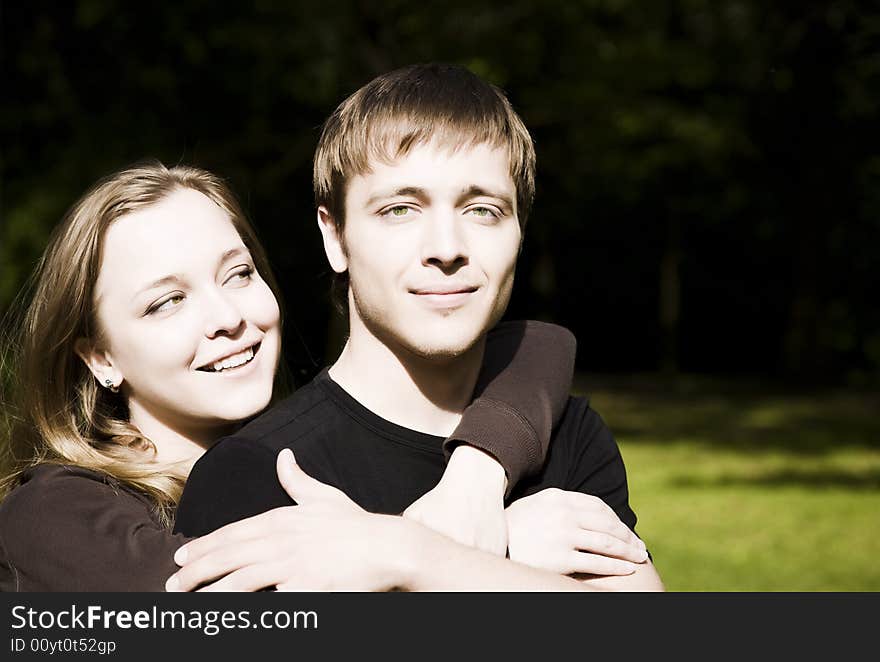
[328,320,486,438]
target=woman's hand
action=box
[505,488,648,576]
[402,445,508,557]
[166,450,407,592]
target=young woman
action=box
[0,162,650,592]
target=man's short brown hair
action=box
[313,63,536,229]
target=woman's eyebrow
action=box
[130,248,251,302]
[217,246,251,265]
[132,275,184,301]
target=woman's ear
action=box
[74,337,122,390]
[317,206,348,274]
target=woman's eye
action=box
[149,295,184,314]
[226,266,254,285]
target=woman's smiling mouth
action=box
[196,342,261,373]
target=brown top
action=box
[0,320,576,591]
[0,464,189,591]
[447,320,576,492]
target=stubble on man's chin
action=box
[348,282,507,370]
[405,341,482,366]
[379,323,484,366]
[356,310,486,368]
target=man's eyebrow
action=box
[456,185,514,209]
[365,187,428,207]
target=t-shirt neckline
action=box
[313,367,446,454]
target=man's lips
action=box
[409,286,479,295]
[409,286,479,308]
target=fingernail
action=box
[174,545,187,565]
[165,575,180,592]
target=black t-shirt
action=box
[174,369,638,537]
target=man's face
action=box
[324,141,522,361]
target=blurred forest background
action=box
[2,1,878,590]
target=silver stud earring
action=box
[104,378,120,394]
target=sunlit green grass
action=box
[578,375,880,591]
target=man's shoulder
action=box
[554,394,598,437]
[190,370,350,477]
[176,374,350,535]
[541,393,621,483]
[519,393,636,530]
[552,393,621,452]
[225,372,337,450]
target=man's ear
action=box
[74,337,122,389]
[317,206,348,274]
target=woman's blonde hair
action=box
[0,161,284,526]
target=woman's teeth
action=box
[211,347,255,372]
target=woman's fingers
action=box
[174,507,286,566]
[572,530,648,564]
[572,505,645,550]
[168,537,277,591]
[169,456,367,593]
[196,562,285,592]
[567,550,638,577]
[579,513,645,551]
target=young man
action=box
[171,63,663,591]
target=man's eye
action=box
[468,206,500,219]
[384,206,413,219]
[148,295,184,314]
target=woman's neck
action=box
[127,400,235,473]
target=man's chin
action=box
[408,345,471,364]
[358,308,496,364]
[396,331,486,364]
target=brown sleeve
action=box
[444,320,577,494]
[0,465,190,591]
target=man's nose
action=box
[421,213,468,271]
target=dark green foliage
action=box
[2,1,877,383]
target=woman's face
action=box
[90,188,281,437]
